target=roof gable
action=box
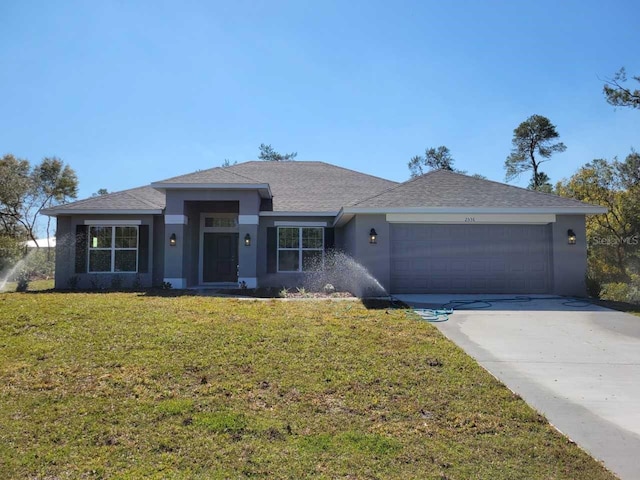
[154,161,398,212]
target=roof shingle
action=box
[154,161,398,212]
[349,169,595,209]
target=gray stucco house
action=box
[44,161,606,295]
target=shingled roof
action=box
[42,186,165,214]
[44,162,604,216]
[153,161,398,212]
[348,169,600,210]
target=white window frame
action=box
[87,225,139,273]
[277,226,324,273]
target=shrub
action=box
[600,277,640,304]
[131,274,143,291]
[15,269,30,292]
[68,275,79,290]
[585,275,602,298]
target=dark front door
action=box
[203,233,238,283]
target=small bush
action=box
[15,270,30,292]
[67,275,79,290]
[89,275,102,291]
[600,278,640,304]
[131,275,143,291]
[585,275,602,298]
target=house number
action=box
[464,217,476,223]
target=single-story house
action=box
[43,161,606,295]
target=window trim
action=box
[87,225,139,273]
[276,226,324,273]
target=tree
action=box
[504,114,566,191]
[408,146,455,177]
[556,152,640,282]
[92,188,109,197]
[603,67,640,110]
[0,154,78,244]
[220,159,237,168]
[258,143,297,161]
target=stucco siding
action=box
[54,214,156,289]
[551,215,588,296]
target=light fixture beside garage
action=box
[567,229,576,245]
[369,228,378,244]
[244,233,251,246]
[169,233,177,247]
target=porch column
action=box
[238,214,258,288]
[163,214,188,289]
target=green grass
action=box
[0,292,616,479]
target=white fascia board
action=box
[42,209,163,217]
[259,211,339,217]
[341,206,608,215]
[386,213,556,224]
[274,221,328,227]
[84,219,142,225]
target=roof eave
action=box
[42,208,164,217]
[150,182,273,198]
[341,206,608,215]
[259,211,339,217]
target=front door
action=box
[202,233,238,283]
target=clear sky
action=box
[1,0,638,200]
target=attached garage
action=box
[390,223,552,294]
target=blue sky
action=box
[1,0,638,200]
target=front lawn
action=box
[0,292,615,479]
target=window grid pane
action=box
[89,250,112,272]
[115,250,137,272]
[302,228,323,249]
[205,217,237,228]
[115,226,137,248]
[278,250,299,272]
[90,226,112,248]
[302,250,323,271]
[278,228,300,248]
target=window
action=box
[204,217,237,228]
[277,227,324,272]
[88,226,138,273]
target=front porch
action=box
[162,196,260,289]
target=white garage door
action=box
[391,224,552,294]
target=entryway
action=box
[199,213,239,285]
[202,233,238,283]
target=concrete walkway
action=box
[395,294,640,480]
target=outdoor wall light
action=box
[567,229,576,245]
[369,228,378,245]
[244,233,251,246]
[169,233,177,247]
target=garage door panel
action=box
[391,224,551,294]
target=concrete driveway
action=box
[395,294,640,480]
